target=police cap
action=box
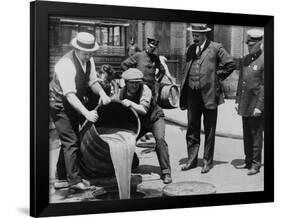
[147,37,159,48]
[246,29,264,45]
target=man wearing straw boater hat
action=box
[180,24,236,173]
[119,68,172,184]
[49,32,111,190]
[235,29,264,175]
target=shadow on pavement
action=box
[133,164,161,176]
[231,159,264,168]
[137,142,156,148]
[178,157,228,167]
[230,159,245,167]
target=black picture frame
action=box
[30,0,274,217]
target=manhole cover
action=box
[163,181,216,196]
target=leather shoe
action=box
[235,163,251,169]
[247,167,260,176]
[181,162,197,171]
[163,174,172,184]
[54,180,69,189]
[70,181,90,191]
[201,164,213,174]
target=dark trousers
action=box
[50,99,82,186]
[138,117,171,175]
[242,116,263,168]
[186,89,217,166]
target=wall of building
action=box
[49,17,263,92]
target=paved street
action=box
[164,99,243,137]
[135,122,263,195]
[49,99,264,202]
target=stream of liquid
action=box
[99,128,136,199]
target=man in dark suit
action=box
[180,24,236,173]
[235,29,264,175]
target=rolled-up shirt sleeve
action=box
[55,58,77,95]
[88,57,99,87]
[140,85,152,112]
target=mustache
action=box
[194,40,199,43]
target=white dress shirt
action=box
[55,52,98,95]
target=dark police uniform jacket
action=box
[121,51,166,87]
[179,40,236,110]
[236,49,264,116]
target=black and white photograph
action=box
[29,0,274,217]
[49,16,265,202]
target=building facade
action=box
[49,16,262,98]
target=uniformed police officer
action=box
[235,29,264,175]
[121,37,173,98]
[119,68,172,184]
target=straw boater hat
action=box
[246,29,264,45]
[71,32,99,52]
[187,23,212,32]
[122,68,144,82]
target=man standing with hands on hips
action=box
[235,29,264,176]
[49,32,111,190]
[180,24,236,174]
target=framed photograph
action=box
[30,0,274,217]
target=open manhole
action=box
[95,190,145,200]
[163,181,216,196]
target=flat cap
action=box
[122,68,144,81]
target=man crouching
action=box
[118,68,172,184]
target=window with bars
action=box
[95,25,126,56]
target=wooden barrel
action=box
[158,84,179,109]
[79,101,140,178]
[163,181,216,196]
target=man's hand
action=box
[253,108,262,117]
[235,103,238,112]
[100,94,111,105]
[122,99,132,107]
[85,110,99,123]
